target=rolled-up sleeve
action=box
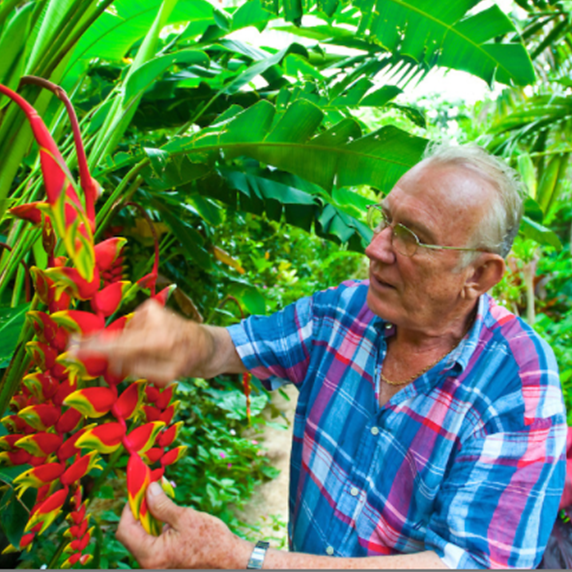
[425,414,567,569]
[227,295,314,390]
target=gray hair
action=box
[419,143,524,260]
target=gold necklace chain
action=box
[380,325,470,387]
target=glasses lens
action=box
[367,206,386,233]
[393,224,418,256]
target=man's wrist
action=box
[247,540,270,569]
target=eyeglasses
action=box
[366,204,487,257]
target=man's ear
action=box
[462,254,505,300]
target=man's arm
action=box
[117,482,446,570]
[73,299,246,385]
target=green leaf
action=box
[0,302,31,368]
[0,487,35,548]
[520,215,562,250]
[232,0,274,32]
[360,85,402,107]
[357,0,535,86]
[124,50,210,105]
[228,283,266,315]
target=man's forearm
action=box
[192,324,246,379]
[232,540,445,570]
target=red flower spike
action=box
[15,432,62,457]
[25,486,69,534]
[0,449,31,466]
[67,553,81,566]
[158,421,184,448]
[1,414,35,434]
[58,426,94,462]
[0,434,24,450]
[145,385,159,404]
[153,284,176,307]
[9,202,45,225]
[90,281,130,317]
[56,351,108,381]
[127,453,150,522]
[139,496,162,536]
[70,502,87,525]
[26,341,57,371]
[22,371,59,401]
[60,451,101,486]
[43,266,100,301]
[55,407,83,434]
[159,400,179,425]
[30,267,51,305]
[27,312,68,351]
[94,237,127,272]
[50,310,104,335]
[142,447,164,464]
[63,386,117,418]
[18,403,61,431]
[150,467,164,482]
[13,463,65,497]
[53,378,78,407]
[123,421,165,455]
[160,445,187,467]
[112,380,145,421]
[10,393,35,412]
[48,289,71,314]
[143,405,162,422]
[20,532,36,550]
[106,314,132,332]
[155,386,174,410]
[74,422,125,454]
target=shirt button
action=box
[350,487,359,496]
[326,546,334,556]
[385,322,393,329]
[370,426,379,435]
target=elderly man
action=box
[78,145,566,569]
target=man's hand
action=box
[70,299,245,385]
[116,482,252,569]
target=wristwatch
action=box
[246,540,270,569]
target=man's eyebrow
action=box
[380,199,436,242]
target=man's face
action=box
[365,162,493,333]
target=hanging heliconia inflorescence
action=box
[0,78,185,564]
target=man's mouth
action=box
[370,272,396,290]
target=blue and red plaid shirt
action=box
[227,280,566,568]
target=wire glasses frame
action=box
[366,204,488,257]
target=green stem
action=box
[0,0,23,29]
[0,226,40,300]
[94,162,148,240]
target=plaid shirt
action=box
[227,280,566,568]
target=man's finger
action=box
[116,503,156,561]
[146,482,184,528]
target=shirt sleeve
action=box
[227,294,314,390]
[425,412,567,569]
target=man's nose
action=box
[365,227,396,265]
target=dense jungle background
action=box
[0,0,570,567]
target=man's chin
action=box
[366,286,396,321]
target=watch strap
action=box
[247,540,270,569]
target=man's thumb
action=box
[146,482,180,525]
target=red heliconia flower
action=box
[158,421,184,448]
[153,284,176,307]
[75,422,125,454]
[112,381,145,421]
[160,401,179,425]
[143,405,162,422]
[26,342,58,371]
[15,432,62,457]
[94,237,127,272]
[57,351,108,381]
[55,407,83,434]
[60,451,101,486]
[18,403,61,431]
[52,378,78,407]
[0,448,32,466]
[26,486,69,534]
[142,447,164,464]
[123,422,165,455]
[1,414,35,434]
[44,266,100,301]
[90,281,130,317]
[127,453,150,519]
[137,271,158,295]
[58,427,92,463]
[22,371,59,401]
[155,386,174,410]
[27,311,69,351]
[0,434,25,450]
[9,202,45,225]
[160,445,187,467]
[150,467,164,482]
[13,463,65,496]
[63,386,117,418]
[51,310,105,335]
[145,385,160,404]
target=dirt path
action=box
[237,385,298,549]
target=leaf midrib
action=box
[383,0,516,78]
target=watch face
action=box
[247,541,270,569]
